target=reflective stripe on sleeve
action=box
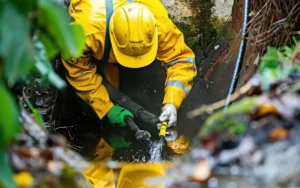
[166,57,195,67]
[165,80,190,95]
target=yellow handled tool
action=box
[159,121,167,137]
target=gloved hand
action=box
[165,127,178,142]
[107,105,134,127]
[157,104,178,141]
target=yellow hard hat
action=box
[110,3,158,68]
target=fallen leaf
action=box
[269,127,290,141]
[255,103,279,117]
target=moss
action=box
[173,0,228,51]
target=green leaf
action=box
[9,0,37,15]
[32,109,46,129]
[260,69,279,91]
[258,47,280,73]
[294,38,300,55]
[23,95,46,129]
[0,149,17,188]
[293,37,299,46]
[38,32,59,59]
[34,39,66,89]
[0,2,35,85]
[282,46,293,59]
[71,24,85,57]
[249,10,255,16]
[0,82,20,149]
[229,123,247,135]
[37,0,85,59]
[61,165,75,179]
[283,22,289,29]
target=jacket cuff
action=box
[99,102,114,119]
[162,86,186,110]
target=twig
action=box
[289,31,300,35]
[204,49,228,80]
[187,82,252,118]
[68,130,74,140]
[246,0,299,54]
[54,126,74,130]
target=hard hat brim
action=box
[110,30,158,68]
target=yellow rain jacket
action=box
[62,0,197,120]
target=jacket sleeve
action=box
[61,33,114,120]
[61,0,114,119]
[156,18,197,110]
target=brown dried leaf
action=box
[269,127,290,142]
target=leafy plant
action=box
[199,40,300,139]
[258,42,300,91]
[0,0,85,187]
[199,97,256,137]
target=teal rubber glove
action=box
[107,106,134,127]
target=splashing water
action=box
[149,137,165,162]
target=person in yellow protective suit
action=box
[62,0,196,187]
[62,0,196,152]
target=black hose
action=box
[102,79,160,125]
[124,116,140,133]
[224,0,250,110]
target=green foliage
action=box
[0,150,16,188]
[199,40,300,139]
[176,21,199,49]
[258,45,300,91]
[0,0,85,186]
[37,0,85,59]
[283,22,290,29]
[61,165,75,180]
[249,10,255,16]
[0,82,20,149]
[34,38,66,89]
[198,0,217,47]
[199,97,256,137]
[24,93,46,129]
[189,36,199,49]
[0,2,35,85]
